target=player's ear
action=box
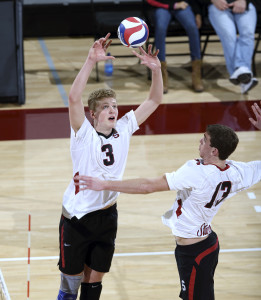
[212,147,219,157]
[90,110,96,119]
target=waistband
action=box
[176,231,218,252]
[67,203,117,224]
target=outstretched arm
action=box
[74,174,170,194]
[133,45,163,125]
[249,101,261,130]
[68,33,115,132]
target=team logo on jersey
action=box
[111,128,119,138]
[113,133,119,138]
[197,223,212,237]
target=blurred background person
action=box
[147,0,204,93]
[205,0,258,94]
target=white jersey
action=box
[162,159,261,238]
[62,110,139,219]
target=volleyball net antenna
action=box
[0,269,11,300]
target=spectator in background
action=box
[147,0,204,93]
[206,0,258,94]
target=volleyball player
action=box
[56,33,163,300]
[75,123,261,300]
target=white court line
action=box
[254,206,261,212]
[0,248,261,262]
[247,192,256,199]
[0,269,11,300]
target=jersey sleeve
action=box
[70,117,93,150]
[116,110,139,135]
[230,160,261,190]
[165,160,205,191]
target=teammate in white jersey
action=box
[56,33,163,300]
[75,123,261,300]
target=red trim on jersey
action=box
[188,237,219,300]
[74,171,80,195]
[195,159,230,171]
[61,217,65,268]
[211,164,230,171]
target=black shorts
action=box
[58,204,118,275]
[175,231,220,300]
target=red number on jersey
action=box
[205,181,231,208]
[73,172,79,195]
[176,199,182,217]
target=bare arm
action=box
[74,174,170,194]
[133,45,163,126]
[68,33,115,132]
[249,101,261,130]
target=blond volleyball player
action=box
[56,33,163,300]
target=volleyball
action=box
[117,17,149,48]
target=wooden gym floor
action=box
[0,36,260,300]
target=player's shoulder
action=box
[184,159,219,177]
[180,159,206,177]
[186,159,204,167]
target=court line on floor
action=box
[38,38,68,106]
[1,248,261,262]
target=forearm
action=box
[69,56,95,103]
[103,178,156,194]
[76,174,170,193]
[149,68,163,106]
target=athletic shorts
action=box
[58,204,118,275]
[175,231,219,300]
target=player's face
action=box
[94,98,118,132]
[199,132,213,158]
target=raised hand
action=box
[88,33,115,63]
[132,44,160,71]
[249,101,261,130]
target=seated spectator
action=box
[205,0,258,94]
[147,0,204,93]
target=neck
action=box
[95,123,113,136]
[203,158,226,169]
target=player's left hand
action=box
[74,175,105,191]
[88,33,115,63]
[133,44,160,71]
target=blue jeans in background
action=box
[208,3,257,76]
[154,6,201,62]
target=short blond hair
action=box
[88,88,116,111]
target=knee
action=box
[155,23,167,36]
[59,272,83,296]
[217,29,236,44]
[82,271,105,283]
[186,22,199,35]
[239,29,255,41]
